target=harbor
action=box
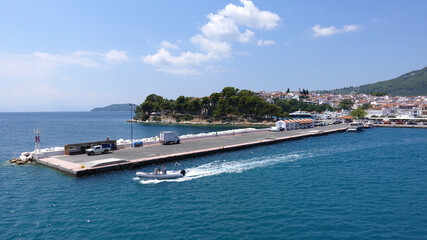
[373,123,427,128]
[36,124,347,177]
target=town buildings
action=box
[258,90,427,119]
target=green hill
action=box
[91,104,136,111]
[327,66,427,96]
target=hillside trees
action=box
[134,87,334,122]
[339,99,354,110]
[350,108,367,119]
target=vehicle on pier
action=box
[159,131,180,144]
[86,145,113,156]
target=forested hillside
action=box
[327,66,427,96]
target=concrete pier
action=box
[36,124,348,177]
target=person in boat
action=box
[162,165,167,174]
[154,168,158,175]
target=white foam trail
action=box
[135,139,389,185]
[136,152,308,184]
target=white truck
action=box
[159,131,180,145]
[86,145,113,156]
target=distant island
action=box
[91,104,136,112]
[323,66,427,96]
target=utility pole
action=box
[130,104,133,148]
[232,115,234,136]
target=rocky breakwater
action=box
[9,152,36,165]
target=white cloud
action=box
[0,50,129,79]
[142,0,281,75]
[219,0,281,30]
[257,39,275,46]
[312,24,360,37]
[201,13,255,43]
[142,48,215,75]
[191,35,231,55]
[161,41,180,50]
[343,24,360,32]
[104,50,129,62]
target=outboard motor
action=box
[180,170,186,176]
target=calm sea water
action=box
[1,112,426,239]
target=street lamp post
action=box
[232,115,234,136]
[130,104,133,148]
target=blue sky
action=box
[0,0,426,111]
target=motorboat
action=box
[347,122,364,132]
[136,169,186,180]
[363,122,373,128]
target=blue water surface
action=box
[1,112,426,239]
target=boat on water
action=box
[347,122,364,132]
[363,122,373,128]
[136,164,186,180]
[136,170,186,179]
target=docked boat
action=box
[363,122,373,128]
[289,110,315,120]
[347,122,364,132]
[136,169,186,180]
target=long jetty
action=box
[36,124,348,177]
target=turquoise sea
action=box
[1,112,426,239]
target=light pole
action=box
[130,104,133,148]
[232,115,234,136]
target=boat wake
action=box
[135,139,390,184]
[136,152,308,184]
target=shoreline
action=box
[127,119,275,127]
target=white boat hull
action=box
[347,122,364,132]
[136,170,185,180]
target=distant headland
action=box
[91,104,136,112]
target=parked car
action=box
[395,121,404,124]
[406,122,417,125]
[269,126,279,132]
[86,145,113,156]
[383,121,391,124]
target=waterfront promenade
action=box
[37,124,348,177]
